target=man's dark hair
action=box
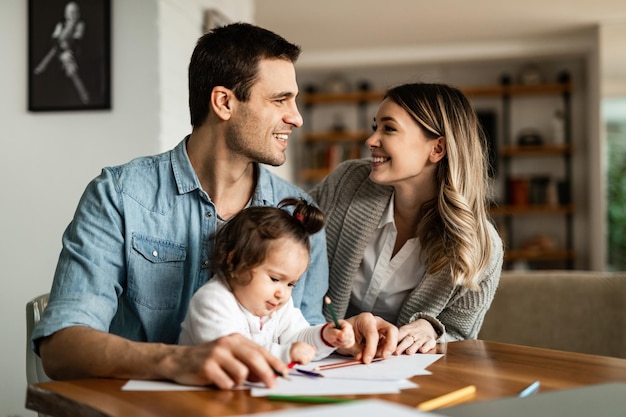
[188,22,301,127]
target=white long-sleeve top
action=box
[179,278,335,363]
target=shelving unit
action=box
[298,79,575,269]
[298,90,382,184]
[494,79,574,269]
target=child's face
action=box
[232,237,309,317]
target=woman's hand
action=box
[395,319,438,355]
[337,312,398,363]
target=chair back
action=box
[479,271,626,358]
[26,293,52,384]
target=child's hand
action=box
[322,320,355,350]
[290,341,316,365]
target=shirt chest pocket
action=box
[128,233,187,310]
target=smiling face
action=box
[231,237,309,317]
[226,59,303,166]
[366,98,444,189]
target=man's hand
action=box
[169,334,286,389]
[337,313,398,363]
[40,328,286,390]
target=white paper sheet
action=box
[122,353,443,396]
[121,378,416,395]
[240,399,442,417]
[250,354,443,397]
[122,380,211,391]
[299,353,443,380]
[249,375,417,396]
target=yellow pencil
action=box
[416,385,476,411]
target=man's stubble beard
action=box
[226,109,286,167]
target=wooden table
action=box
[25,340,626,417]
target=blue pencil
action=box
[518,380,540,398]
[295,368,324,378]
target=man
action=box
[32,23,396,389]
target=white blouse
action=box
[347,196,426,324]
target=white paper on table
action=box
[238,399,443,417]
[122,380,252,391]
[122,353,442,394]
[122,380,211,391]
[299,353,444,380]
[250,374,417,397]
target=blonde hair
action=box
[385,83,493,289]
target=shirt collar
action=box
[171,136,277,206]
[171,136,201,195]
[378,192,395,228]
[252,165,277,206]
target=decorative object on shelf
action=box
[357,80,372,92]
[518,63,545,85]
[331,113,346,132]
[546,179,559,206]
[516,128,544,146]
[521,233,557,252]
[557,70,571,84]
[529,176,551,205]
[323,73,351,93]
[557,180,571,204]
[507,177,530,206]
[551,109,566,144]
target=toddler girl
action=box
[179,198,354,365]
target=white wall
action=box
[601,22,626,97]
[0,1,252,415]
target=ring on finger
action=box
[407,335,416,344]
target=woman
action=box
[311,82,503,355]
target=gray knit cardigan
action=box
[310,159,504,341]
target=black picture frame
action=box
[28,0,111,111]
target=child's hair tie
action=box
[294,213,304,223]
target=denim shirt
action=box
[32,137,328,352]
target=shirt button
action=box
[205,212,212,218]
[201,260,210,268]
[152,250,158,257]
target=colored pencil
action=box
[295,368,324,378]
[416,385,477,411]
[268,395,354,404]
[271,366,290,380]
[324,296,342,329]
[287,361,323,377]
[518,380,540,398]
[314,357,384,371]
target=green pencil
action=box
[267,394,354,404]
[324,296,342,329]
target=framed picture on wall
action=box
[28,0,111,111]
